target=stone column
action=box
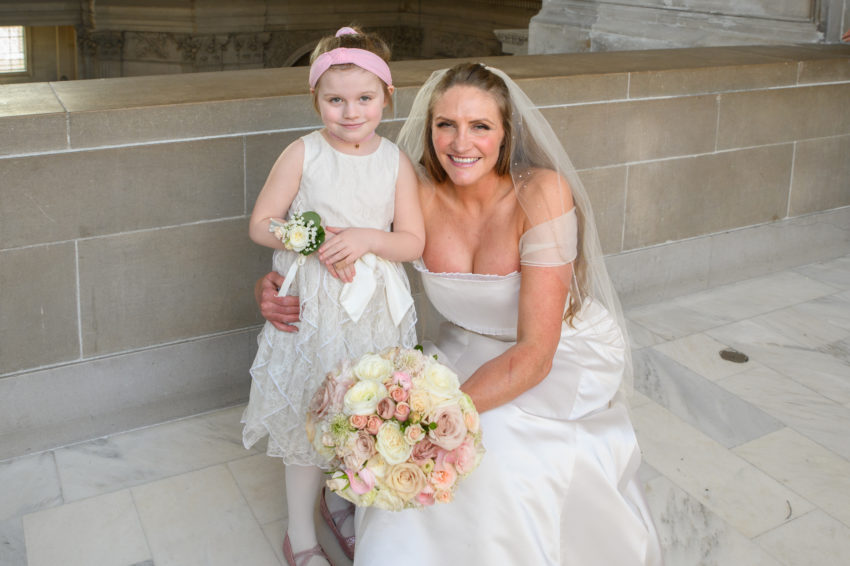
[529,0,833,54]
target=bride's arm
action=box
[460,263,570,413]
[460,170,574,413]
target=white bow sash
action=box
[340,253,413,326]
[276,253,413,327]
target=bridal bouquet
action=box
[306,347,485,511]
[269,211,325,255]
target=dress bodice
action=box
[414,260,520,340]
[290,130,397,230]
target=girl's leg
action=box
[285,464,330,566]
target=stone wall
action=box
[529,0,850,53]
[1,45,849,459]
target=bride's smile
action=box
[431,85,505,187]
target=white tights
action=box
[285,464,329,565]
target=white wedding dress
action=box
[353,259,662,565]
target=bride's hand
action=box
[255,272,301,332]
[324,259,357,283]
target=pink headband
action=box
[308,29,392,89]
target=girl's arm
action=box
[248,139,305,250]
[459,171,574,413]
[318,151,425,270]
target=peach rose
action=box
[394,402,411,422]
[428,404,468,451]
[388,385,409,403]
[386,463,427,501]
[403,423,425,445]
[349,414,368,429]
[365,415,382,435]
[430,463,458,491]
[435,489,453,504]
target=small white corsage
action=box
[269,211,325,256]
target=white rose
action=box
[343,380,388,416]
[374,488,405,511]
[354,354,394,382]
[375,421,413,465]
[422,361,460,399]
[287,225,309,252]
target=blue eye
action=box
[360,95,373,102]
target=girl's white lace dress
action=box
[242,131,417,466]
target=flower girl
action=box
[242,26,424,566]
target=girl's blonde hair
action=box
[309,26,393,112]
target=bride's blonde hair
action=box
[418,63,588,324]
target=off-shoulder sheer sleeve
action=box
[519,208,577,267]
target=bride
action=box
[258,62,662,565]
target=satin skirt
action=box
[353,300,662,565]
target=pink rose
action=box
[345,467,375,495]
[428,404,468,451]
[410,438,440,464]
[343,430,376,470]
[394,402,411,422]
[388,385,409,403]
[376,397,396,420]
[349,414,368,429]
[416,483,435,506]
[308,374,334,418]
[366,415,382,435]
[448,437,478,475]
[392,371,413,390]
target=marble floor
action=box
[2,254,849,566]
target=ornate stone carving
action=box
[127,32,170,60]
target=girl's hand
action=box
[319,227,372,268]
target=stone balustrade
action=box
[1,45,849,459]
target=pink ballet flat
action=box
[283,532,334,566]
[320,487,356,560]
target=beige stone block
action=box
[629,62,796,98]
[0,83,68,156]
[798,57,850,84]
[52,68,310,112]
[68,96,318,148]
[790,135,850,215]
[577,166,627,254]
[244,130,306,211]
[542,95,717,170]
[0,137,244,249]
[0,330,256,460]
[624,144,793,248]
[78,219,269,356]
[516,74,628,105]
[608,236,712,307]
[0,114,68,157]
[717,83,850,149]
[0,243,78,374]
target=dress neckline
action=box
[315,129,385,157]
[413,259,520,280]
